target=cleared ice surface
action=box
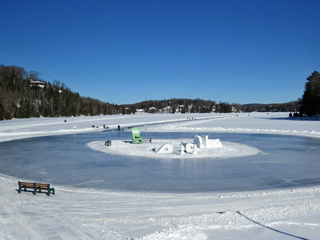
[1,130,320,193]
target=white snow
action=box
[87,139,260,159]
[1,112,320,239]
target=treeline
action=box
[238,101,298,113]
[128,98,220,113]
[126,99,298,114]
[0,64,120,120]
[299,71,320,116]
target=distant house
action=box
[149,107,157,113]
[164,106,172,113]
[176,105,184,113]
[231,106,237,113]
[136,109,145,113]
[29,79,46,88]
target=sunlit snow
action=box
[1,112,320,240]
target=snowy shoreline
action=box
[1,112,320,239]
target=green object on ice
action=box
[132,128,143,144]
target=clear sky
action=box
[1,0,319,105]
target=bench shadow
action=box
[236,211,309,240]
[15,189,50,196]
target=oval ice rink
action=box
[1,130,320,193]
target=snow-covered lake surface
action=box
[1,112,320,239]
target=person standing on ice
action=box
[118,125,120,131]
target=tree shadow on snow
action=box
[264,117,320,122]
[236,211,309,240]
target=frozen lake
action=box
[1,130,320,193]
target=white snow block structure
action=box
[156,144,173,154]
[194,135,222,149]
[207,138,222,148]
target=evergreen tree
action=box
[300,71,320,116]
[218,102,232,113]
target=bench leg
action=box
[33,183,37,195]
[46,184,51,196]
[48,188,55,196]
[18,181,21,193]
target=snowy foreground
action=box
[1,112,320,240]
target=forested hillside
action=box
[0,64,120,120]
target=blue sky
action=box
[1,0,319,105]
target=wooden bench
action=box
[18,181,55,196]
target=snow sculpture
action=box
[185,143,196,153]
[194,135,222,149]
[154,136,221,156]
[180,144,185,155]
[194,135,205,148]
[192,145,198,155]
[206,138,222,148]
[180,143,198,155]
[156,144,173,154]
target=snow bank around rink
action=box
[162,124,320,138]
[87,139,261,159]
